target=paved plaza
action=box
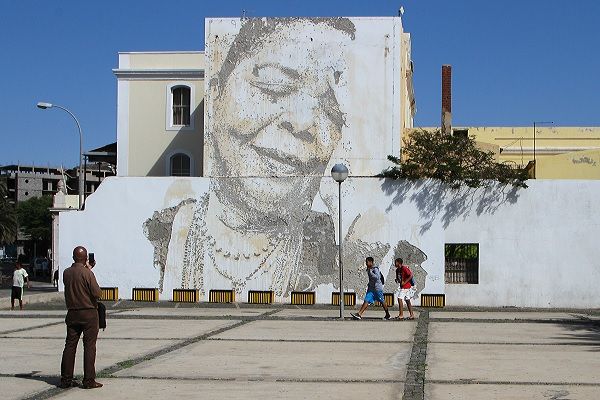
[0,298,599,399]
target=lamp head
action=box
[331,163,349,183]
[37,102,53,109]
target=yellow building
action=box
[113,51,205,177]
[419,127,600,179]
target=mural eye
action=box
[249,64,299,96]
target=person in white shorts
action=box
[11,255,31,310]
[394,257,415,320]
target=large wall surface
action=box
[58,176,443,305]
[58,177,600,308]
[204,17,405,178]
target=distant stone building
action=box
[0,160,115,204]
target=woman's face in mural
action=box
[212,21,350,213]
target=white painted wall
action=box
[444,180,600,308]
[58,176,444,304]
[58,177,600,308]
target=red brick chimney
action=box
[441,65,452,135]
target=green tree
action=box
[0,179,17,244]
[379,129,529,189]
[16,195,53,243]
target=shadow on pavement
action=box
[14,372,60,387]
[553,319,600,351]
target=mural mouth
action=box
[251,145,319,175]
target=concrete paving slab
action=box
[0,338,178,376]
[0,318,61,333]
[117,308,272,317]
[116,341,411,381]
[429,322,597,344]
[4,319,239,339]
[427,343,600,384]
[213,320,415,342]
[0,377,56,400]
[429,311,580,320]
[52,378,404,399]
[276,308,419,319]
[425,383,600,400]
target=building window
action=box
[170,153,191,177]
[171,86,191,126]
[445,243,479,284]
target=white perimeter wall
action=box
[58,177,600,308]
[444,179,600,308]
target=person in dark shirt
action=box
[351,257,391,320]
[59,246,103,389]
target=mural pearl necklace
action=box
[212,232,284,260]
[209,235,286,292]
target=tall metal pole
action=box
[338,181,344,320]
[331,163,348,320]
[53,105,84,210]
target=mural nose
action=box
[278,121,315,143]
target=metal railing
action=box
[445,259,479,284]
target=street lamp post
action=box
[331,163,349,320]
[533,121,553,178]
[37,102,84,210]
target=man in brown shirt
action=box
[60,246,103,389]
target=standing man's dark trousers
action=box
[61,309,99,386]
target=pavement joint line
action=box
[1,373,407,384]
[0,309,127,319]
[206,338,413,343]
[97,314,406,322]
[426,379,600,386]
[428,318,599,325]
[0,320,64,336]
[427,341,600,346]
[0,315,65,319]
[88,375,408,384]
[0,336,212,341]
[403,310,429,400]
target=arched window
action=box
[169,153,191,176]
[171,86,191,126]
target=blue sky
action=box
[1,0,599,167]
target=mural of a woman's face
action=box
[210,19,353,218]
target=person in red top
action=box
[394,258,415,320]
